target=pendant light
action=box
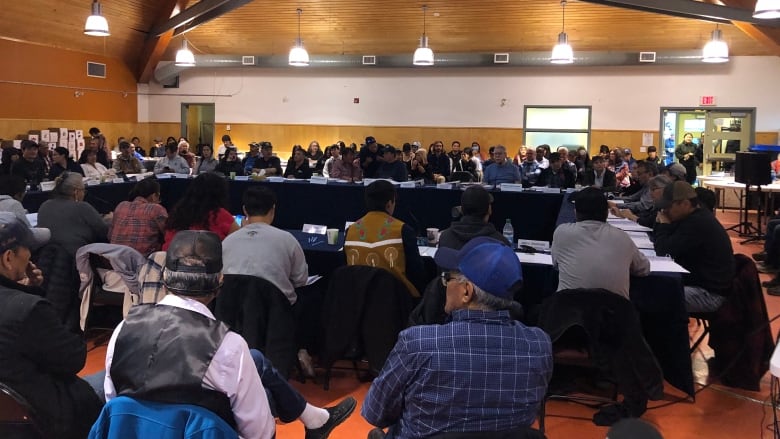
[702,26,729,63]
[550,1,574,64]
[175,40,196,67]
[84,0,110,37]
[753,0,780,19]
[413,5,434,66]
[289,8,310,67]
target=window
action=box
[523,106,591,151]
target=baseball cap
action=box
[0,213,50,253]
[656,181,697,209]
[434,236,522,299]
[166,230,223,274]
[249,142,260,148]
[383,145,397,155]
[153,137,162,142]
[459,186,494,216]
[365,136,377,145]
[667,163,687,180]
[411,141,421,148]
[624,148,632,155]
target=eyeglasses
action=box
[440,271,468,287]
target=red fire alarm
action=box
[353,97,360,104]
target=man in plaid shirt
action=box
[362,237,552,438]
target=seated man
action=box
[483,144,522,186]
[103,230,355,439]
[251,141,283,176]
[154,141,190,175]
[109,177,168,256]
[427,141,452,183]
[0,214,102,439]
[583,155,617,191]
[345,180,425,296]
[520,147,542,187]
[11,140,46,186]
[363,237,552,438]
[112,140,143,174]
[242,141,262,174]
[537,152,576,188]
[611,161,657,215]
[552,187,650,299]
[439,186,508,250]
[653,181,735,312]
[375,145,409,182]
[611,175,672,229]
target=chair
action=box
[537,289,663,430]
[320,265,415,390]
[450,171,474,183]
[693,254,775,391]
[88,396,238,439]
[0,381,45,439]
[76,243,147,335]
[689,311,714,353]
[214,274,297,380]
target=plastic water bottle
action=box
[503,219,515,249]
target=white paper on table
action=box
[418,246,438,257]
[517,252,553,265]
[648,257,689,273]
[306,275,323,286]
[629,235,655,249]
[607,218,652,232]
[639,248,657,257]
[26,213,38,227]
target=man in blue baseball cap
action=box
[362,237,552,438]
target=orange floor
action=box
[80,209,780,439]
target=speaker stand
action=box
[725,183,763,243]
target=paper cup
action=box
[326,228,339,245]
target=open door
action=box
[181,103,216,155]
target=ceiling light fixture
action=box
[754,0,780,19]
[413,5,434,66]
[702,26,729,63]
[175,40,196,67]
[289,8,310,67]
[550,1,574,64]
[84,0,110,36]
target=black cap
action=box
[0,213,49,253]
[383,145,398,155]
[165,231,223,275]
[365,136,376,145]
[460,186,494,216]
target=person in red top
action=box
[771,153,780,178]
[109,177,168,256]
[162,173,239,250]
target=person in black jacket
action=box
[0,214,103,439]
[375,145,408,182]
[439,186,509,251]
[214,147,245,177]
[583,155,617,192]
[653,181,735,312]
[537,152,576,188]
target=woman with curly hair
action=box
[162,172,239,250]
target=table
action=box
[23,179,566,241]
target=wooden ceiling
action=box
[2,0,779,82]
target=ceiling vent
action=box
[639,52,657,63]
[362,55,377,65]
[241,56,256,65]
[493,53,510,64]
[87,61,106,78]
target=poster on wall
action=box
[41,130,50,142]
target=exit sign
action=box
[700,95,717,106]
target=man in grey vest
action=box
[103,230,355,439]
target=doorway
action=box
[659,107,755,175]
[181,103,216,155]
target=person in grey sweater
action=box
[0,175,30,226]
[37,173,109,256]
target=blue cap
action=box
[434,237,522,299]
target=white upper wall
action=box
[139,56,780,132]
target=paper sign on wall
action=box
[642,133,654,146]
[41,130,50,142]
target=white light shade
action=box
[754,0,780,19]
[175,41,195,67]
[550,32,574,64]
[288,40,309,66]
[84,0,109,36]
[413,36,434,66]
[702,29,729,63]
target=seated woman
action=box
[110,177,168,256]
[214,147,245,177]
[80,149,112,180]
[195,143,218,175]
[48,147,84,180]
[284,147,313,179]
[330,146,362,182]
[409,149,433,183]
[38,172,109,256]
[162,172,239,250]
[305,140,324,173]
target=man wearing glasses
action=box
[113,141,143,174]
[362,237,552,438]
[609,161,658,215]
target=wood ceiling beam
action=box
[717,0,780,56]
[136,0,190,84]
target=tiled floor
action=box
[80,209,780,439]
